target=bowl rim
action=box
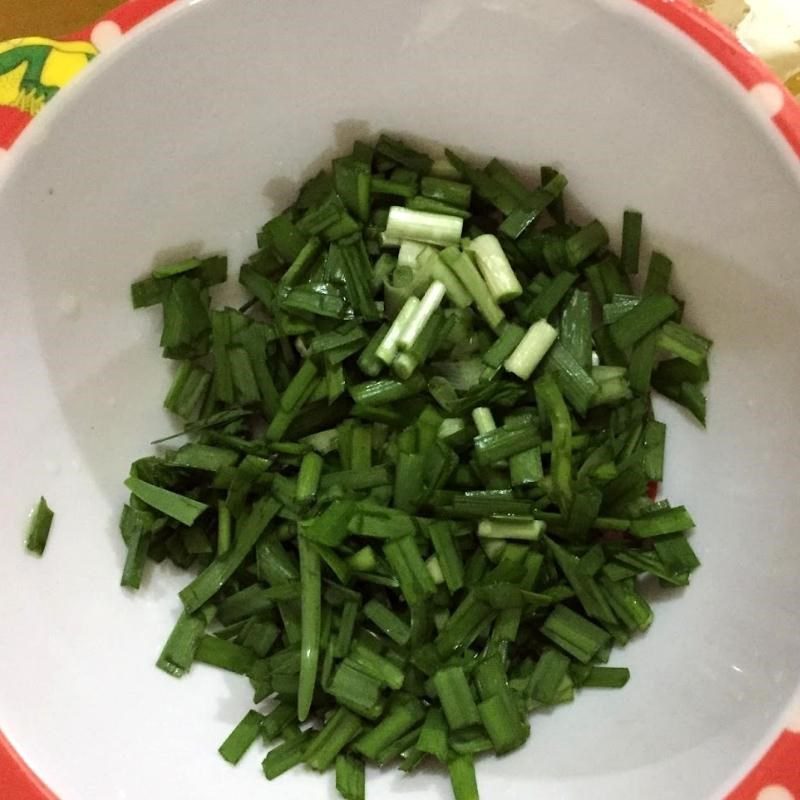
[0,1,798,798]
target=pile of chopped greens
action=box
[120,135,711,800]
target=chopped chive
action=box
[509,447,543,487]
[355,698,426,762]
[478,691,529,754]
[535,375,573,511]
[565,220,609,268]
[448,753,480,800]
[417,707,449,763]
[301,500,357,548]
[541,604,610,663]
[474,424,540,467]
[305,707,363,771]
[498,173,568,239]
[156,608,214,677]
[657,321,712,367]
[377,297,421,365]
[629,505,695,538]
[262,731,315,780]
[621,211,643,274]
[406,195,471,218]
[336,754,366,800]
[218,710,266,764]
[363,599,411,646]
[444,149,517,215]
[608,293,679,350]
[385,206,463,247]
[482,323,525,370]
[546,342,599,415]
[298,537,322,721]
[504,319,558,380]
[330,661,383,717]
[583,666,630,688]
[397,281,447,352]
[429,522,465,593]
[125,477,208,526]
[421,176,472,209]
[384,536,436,605]
[417,247,473,309]
[172,444,239,472]
[334,236,381,321]
[24,497,54,556]
[478,517,545,541]
[628,330,659,395]
[375,134,432,173]
[433,666,481,730]
[349,374,426,406]
[118,136,712,799]
[644,252,673,295]
[526,271,578,321]
[467,235,523,303]
[600,576,653,632]
[527,649,571,704]
[296,452,324,504]
[120,506,152,588]
[194,635,256,674]
[371,176,416,198]
[179,497,281,613]
[653,532,701,578]
[440,247,505,330]
[350,642,405,690]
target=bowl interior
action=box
[1,1,799,798]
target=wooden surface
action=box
[0,0,118,40]
[0,0,796,95]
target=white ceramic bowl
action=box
[1,1,799,799]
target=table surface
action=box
[0,0,798,96]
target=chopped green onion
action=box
[478,691,529,754]
[629,505,695,538]
[565,220,609,269]
[526,271,578,321]
[219,710,265,764]
[397,280,447,352]
[25,497,54,556]
[433,666,481,730]
[583,666,630,688]
[125,477,208,526]
[262,731,314,780]
[385,206,463,247]
[194,635,256,674]
[363,599,411,646]
[305,707,363,771]
[541,604,610,664]
[504,319,558,380]
[421,176,472,209]
[467,235,523,303]
[179,497,281,613]
[608,293,679,350]
[336,754,366,800]
[440,247,505,330]
[448,754,480,800]
[657,321,712,367]
[117,134,711,800]
[354,698,426,761]
[621,211,643,274]
[478,517,545,541]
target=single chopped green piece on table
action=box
[25,497,54,555]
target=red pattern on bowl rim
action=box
[0,0,798,797]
